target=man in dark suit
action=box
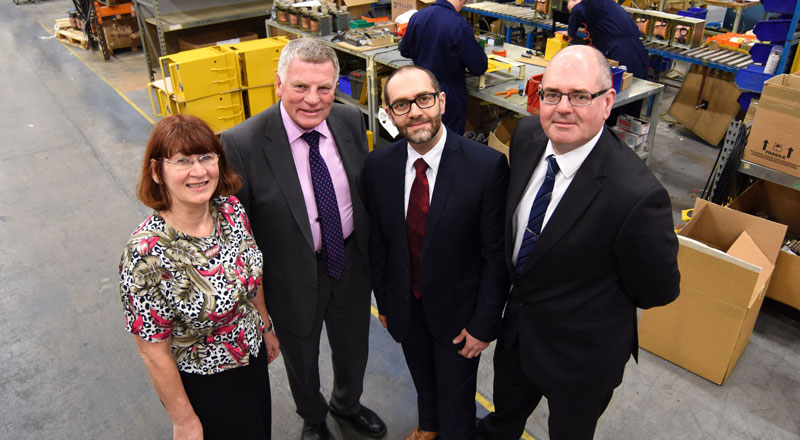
[476,45,680,440]
[221,38,386,440]
[365,66,509,440]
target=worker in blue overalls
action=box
[565,0,649,79]
[399,0,488,135]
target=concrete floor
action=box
[2,1,799,439]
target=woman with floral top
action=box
[119,114,279,440]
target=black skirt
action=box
[180,342,271,439]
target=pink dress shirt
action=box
[281,103,355,251]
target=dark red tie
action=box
[407,158,429,299]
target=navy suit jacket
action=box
[503,116,680,395]
[365,131,510,344]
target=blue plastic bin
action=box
[761,0,797,14]
[611,67,625,93]
[338,75,351,96]
[678,7,708,19]
[753,19,792,43]
[749,43,775,64]
[734,64,774,94]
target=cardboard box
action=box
[340,0,376,19]
[101,16,139,50]
[729,180,800,310]
[616,114,650,135]
[487,118,519,160]
[178,30,258,51]
[669,64,741,146]
[639,198,787,385]
[391,0,434,20]
[743,74,800,179]
[610,125,646,151]
[621,72,633,91]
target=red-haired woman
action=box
[119,115,279,439]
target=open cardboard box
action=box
[639,198,786,385]
[729,180,800,310]
[487,117,519,160]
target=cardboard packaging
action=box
[101,16,139,50]
[340,0,376,18]
[178,30,258,51]
[391,0,434,20]
[743,73,800,179]
[610,125,646,151]
[621,72,633,91]
[616,114,650,135]
[669,65,741,146]
[487,118,519,160]
[728,180,800,310]
[639,198,787,385]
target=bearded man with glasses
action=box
[364,65,509,440]
[476,45,680,440]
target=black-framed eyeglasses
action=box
[387,92,438,116]
[538,88,610,106]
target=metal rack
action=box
[133,0,270,80]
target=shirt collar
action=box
[280,101,332,144]
[547,128,602,179]
[406,127,448,174]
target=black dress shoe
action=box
[302,421,333,440]
[329,404,387,438]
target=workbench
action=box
[266,20,664,162]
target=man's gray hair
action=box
[550,45,613,90]
[277,38,340,82]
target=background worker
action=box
[399,0,488,135]
[564,0,649,80]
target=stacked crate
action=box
[149,36,289,132]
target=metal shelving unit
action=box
[133,0,270,80]
[738,161,800,191]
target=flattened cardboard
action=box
[669,65,741,146]
[729,180,800,310]
[639,198,787,385]
[743,73,800,178]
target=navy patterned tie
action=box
[407,158,429,298]
[302,130,346,279]
[515,154,560,276]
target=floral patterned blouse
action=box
[119,196,265,375]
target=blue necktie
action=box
[302,130,346,279]
[515,154,560,276]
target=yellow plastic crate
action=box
[160,46,241,103]
[244,84,278,117]
[148,78,178,117]
[177,91,245,133]
[221,36,289,88]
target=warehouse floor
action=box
[2,2,799,439]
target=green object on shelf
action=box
[350,19,374,29]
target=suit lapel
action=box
[422,133,461,258]
[261,105,315,251]
[521,129,611,273]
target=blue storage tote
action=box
[734,64,774,93]
[761,0,797,14]
[678,7,708,19]
[753,19,792,43]
[611,67,625,93]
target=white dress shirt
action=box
[404,128,448,217]
[511,129,603,265]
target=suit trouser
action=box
[275,238,372,424]
[401,296,479,439]
[477,329,614,440]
